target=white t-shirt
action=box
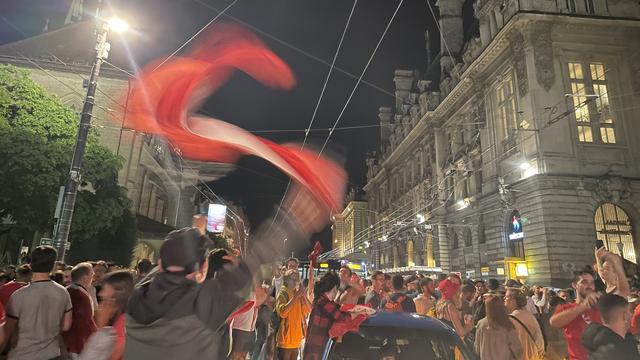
[232,293,258,332]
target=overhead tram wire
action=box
[0,25,247,227]
[318,0,405,157]
[0,15,131,113]
[269,0,359,231]
[191,0,397,100]
[151,0,239,72]
[326,4,622,260]
[332,83,616,259]
[325,69,614,258]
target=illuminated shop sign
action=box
[508,211,524,241]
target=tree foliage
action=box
[0,64,136,264]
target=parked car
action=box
[321,312,478,360]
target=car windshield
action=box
[328,327,471,360]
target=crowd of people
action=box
[1,218,640,360]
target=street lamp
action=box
[53,14,128,261]
[108,18,129,33]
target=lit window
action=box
[567,62,616,144]
[495,73,518,138]
[595,203,635,263]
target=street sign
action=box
[481,266,490,276]
[40,238,53,246]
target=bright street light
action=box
[108,18,129,33]
[519,162,531,170]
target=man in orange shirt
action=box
[275,269,311,360]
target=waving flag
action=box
[119,24,346,215]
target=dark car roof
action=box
[360,312,456,334]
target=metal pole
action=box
[54,20,110,261]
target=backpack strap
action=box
[509,314,536,342]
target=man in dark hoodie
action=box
[381,274,416,312]
[582,293,640,359]
[125,188,327,359]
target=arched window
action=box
[595,203,635,263]
[464,228,473,247]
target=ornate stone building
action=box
[0,11,233,262]
[363,0,640,285]
[331,189,369,261]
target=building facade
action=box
[331,189,369,261]
[363,0,640,285]
[0,13,233,261]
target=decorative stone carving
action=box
[508,29,528,97]
[532,25,555,91]
[440,76,453,96]
[595,176,632,204]
[417,80,432,92]
[418,92,429,115]
[410,105,421,122]
[427,92,441,111]
[462,37,483,70]
[498,177,514,207]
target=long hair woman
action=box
[474,295,523,360]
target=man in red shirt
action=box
[550,269,602,360]
[63,262,97,356]
[0,264,32,307]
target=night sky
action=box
[1,0,437,253]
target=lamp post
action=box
[53,15,128,261]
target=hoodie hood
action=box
[127,272,197,325]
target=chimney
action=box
[379,107,393,145]
[436,0,465,74]
[393,69,415,112]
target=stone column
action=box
[437,223,451,271]
[393,246,399,268]
[434,128,448,200]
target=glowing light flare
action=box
[515,263,529,277]
[108,18,129,33]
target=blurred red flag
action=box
[119,24,346,215]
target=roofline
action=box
[364,11,640,190]
[0,55,130,80]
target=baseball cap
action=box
[160,228,210,273]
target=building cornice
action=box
[364,12,640,193]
